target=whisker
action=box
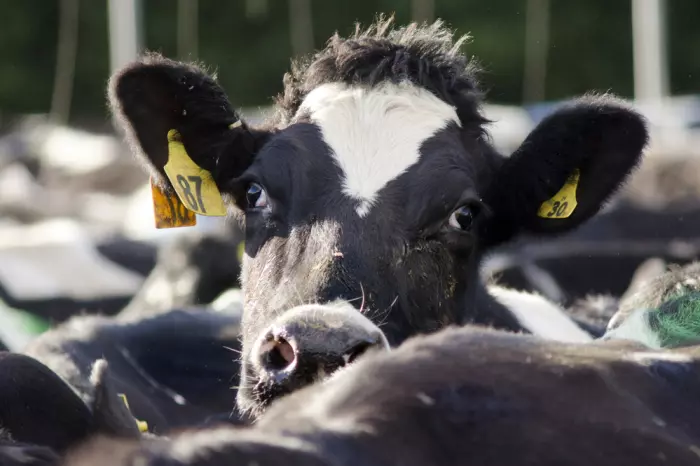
[359,283,366,313]
[374,295,398,328]
[222,345,242,355]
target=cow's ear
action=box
[108,53,269,198]
[88,360,143,438]
[480,94,648,246]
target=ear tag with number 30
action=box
[537,168,580,219]
[162,129,227,217]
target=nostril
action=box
[260,335,296,372]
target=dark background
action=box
[1,1,698,129]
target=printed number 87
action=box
[177,174,206,213]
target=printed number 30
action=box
[546,201,569,218]
[177,175,206,213]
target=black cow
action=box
[15,261,700,465]
[22,309,247,435]
[108,16,648,417]
[0,352,141,466]
[64,325,700,466]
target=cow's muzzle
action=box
[250,301,390,396]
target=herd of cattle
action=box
[3,16,700,465]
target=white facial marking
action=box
[297,81,460,217]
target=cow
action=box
[0,352,141,466]
[0,439,59,466]
[565,256,668,336]
[22,289,587,439]
[107,16,648,418]
[484,201,700,318]
[63,325,700,466]
[485,145,700,318]
[0,308,251,463]
[22,308,248,435]
[12,261,700,465]
[603,260,700,349]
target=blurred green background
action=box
[1,1,698,129]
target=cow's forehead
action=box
[294,81,461,217]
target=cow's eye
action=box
[448,205,474,231]
[246,183,268,209]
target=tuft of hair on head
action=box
[273,14,487,130]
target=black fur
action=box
[273,15,487,130]
[0,439,60,466]
[481,94,648,246]
[108,53,269,193]
[0,352,92,453]
[0,352,141,462]
[24,309,246,435]
[65,327,700,466]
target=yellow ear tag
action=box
[537,168,580,219]
[163,129,227,216]
[151,178,197,229]
[117,393,149,433]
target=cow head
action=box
[109,17,648,417]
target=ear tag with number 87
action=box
[537,168,580,219]
[151,178,197,229]
[162,129,227,217]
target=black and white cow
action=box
[108,17,648,417]
[64,325,700,466]
[486,201,700,323]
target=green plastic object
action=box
[649,290,700,349]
